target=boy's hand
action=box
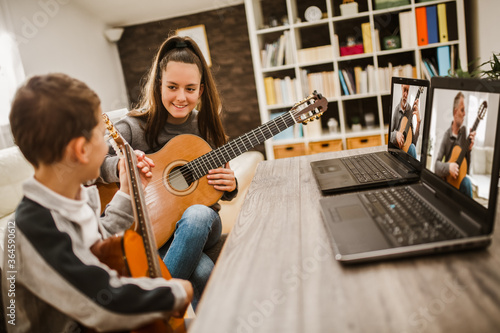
[118,150,155,195]
[170,278,194,318]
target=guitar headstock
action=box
[102,113,125,155]
[478,101,488,120]
[290,91,328,125]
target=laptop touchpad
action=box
[337,205,368,221]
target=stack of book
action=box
[420,45,452,79]
[264,76,299,106]
[260,31,293,68]
[297,45,333,64]
[338,65,376,96]
[377,63,416,92]
[300,70,338,99]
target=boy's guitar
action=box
[91,113,188,333]
[398,86,424,152]
[98,91,328,248]
[446,100,487,189]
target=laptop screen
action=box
[388,78,429,164]
[426,82,500,208]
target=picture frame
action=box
[176,24,212,67]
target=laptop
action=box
[319,77,500,263]
[311,76,429,194]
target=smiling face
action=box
[160,61,204,125]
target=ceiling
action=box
[73,0,244,27]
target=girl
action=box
[100,35,238,309]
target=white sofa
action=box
[0,145,263,267]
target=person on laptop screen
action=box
[434,92,477,197]
[389,84,422,159]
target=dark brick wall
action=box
[117,4,264,155]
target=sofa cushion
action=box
[0,146,34,219]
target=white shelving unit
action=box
[244,0,467,159]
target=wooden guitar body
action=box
[398,116,413,153]
[146,134,224,247]
[445,145,468,189]
[98,134,224,248]
[91,230,185,333]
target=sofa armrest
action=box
[219,151,264,234]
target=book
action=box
[338,71,349,96]
[415,7,428,46]
[354,66,362,94]
[437,46,451,76]
[446,3,458,41]
[361,22,373,53]
[426,6,439,44]
[342,69,355,95]
[437,3,448,42]
[399,11,416,49]
[264,77,276,105]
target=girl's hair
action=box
[130,35,227,149]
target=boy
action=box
[3,73,192,332]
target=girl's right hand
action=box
[118,150,155,195]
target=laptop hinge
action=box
[459,210,482,233]
[422,182,436,195]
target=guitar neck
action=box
[187,111,296,179]
[403,88,422,134]
[123,143,162,278]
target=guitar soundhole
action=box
[162,160,198,196]
[168,165,193,191]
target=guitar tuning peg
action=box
[315,115,321,120]
[303,120,309,125]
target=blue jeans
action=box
[407,143,417,159]
[158,205,221,310]
[460,176,473,198]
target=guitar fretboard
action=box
[187,111,296,179]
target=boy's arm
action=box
[12,200,191,331]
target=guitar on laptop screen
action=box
[444,101,487,189]
[398,86,424,153]
[99,91,328,247]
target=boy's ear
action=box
[67,136,90,164]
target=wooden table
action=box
[189,146,500,333]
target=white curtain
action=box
[0,0,25,149]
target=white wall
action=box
[467,0,500,70]
[7,0,129,112]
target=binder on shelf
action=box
[437,46,451,76]
[437,3,448,42]
[415,7,428,46]
[426,5,439,44]
[361,22,373,53]
[446,3,458,41]
[338,71,349,96]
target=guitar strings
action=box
[124,101,317,191]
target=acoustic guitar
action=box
[446,101,488,189]
[90,114,188,333]
[98,91,328,248]
[398,86,424,152]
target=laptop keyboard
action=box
[342,154,400,183]
[360,187,463,246]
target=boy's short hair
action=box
[10,73,101,168]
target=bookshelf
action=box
[244,0,467,159]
